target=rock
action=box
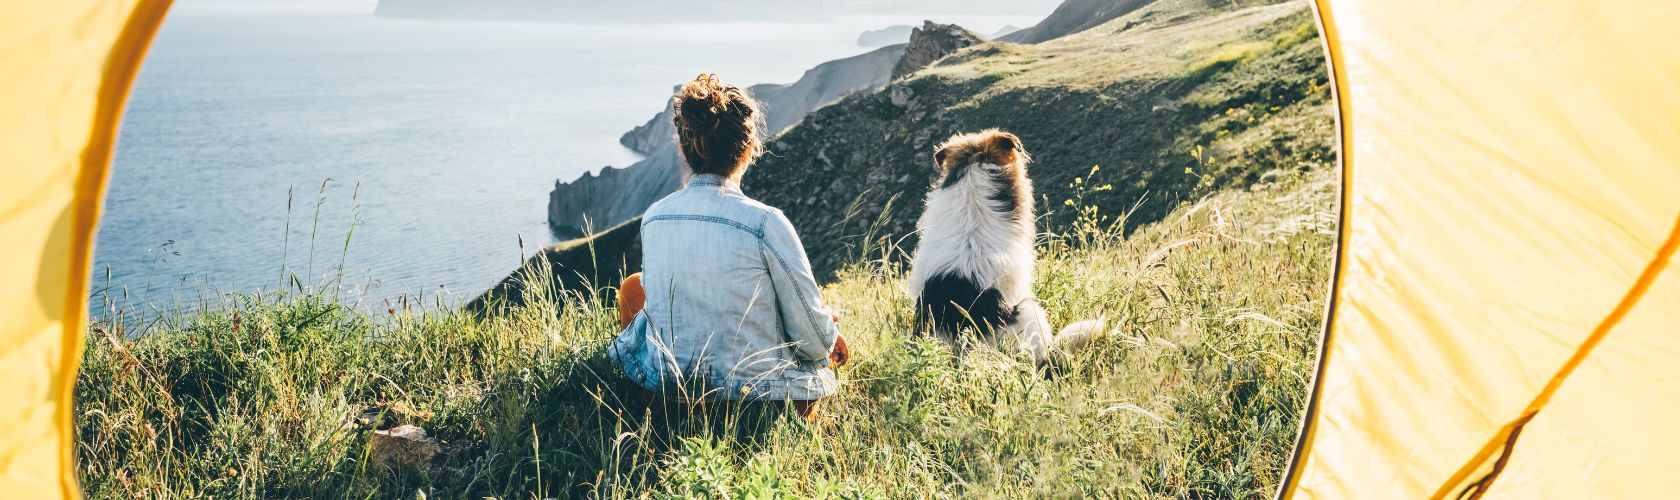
[890,21,986,81]
[547,152,684,237]
[369,425,441,469]
[889,84,914,107]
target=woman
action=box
[610,74,848,419]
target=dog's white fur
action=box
[908,132,1105,363]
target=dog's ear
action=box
[991,132,1022,155]
[933,146,948,167]
[989,131,1029,165]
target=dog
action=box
[907,129,1105,364]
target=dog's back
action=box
[914,272,1018,341]
[908,129,1107,362]
[909,129,1036,341]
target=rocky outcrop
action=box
[858,25,915,47]
[999,0,1154,44]
[555,43,906,235]
[890,21,986,81]
[546,149,682,238]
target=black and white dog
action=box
[908,129,1105,363]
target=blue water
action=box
[96,0,1039,312]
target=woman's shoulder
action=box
[643,186,783,231]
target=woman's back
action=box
[612,173,838,401]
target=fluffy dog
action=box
[907,129,1105,363]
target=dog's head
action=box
[931,129,1030,190]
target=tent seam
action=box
[1433,213,1680,499]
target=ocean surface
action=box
[97,0,1039,314]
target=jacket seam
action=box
[644,214,764,238]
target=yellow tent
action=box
[1,0,1675,497]
[2,0,171,496]
[1280,0,1680,498]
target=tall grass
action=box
[76,166,1334,498]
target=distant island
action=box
[858,25,914,47]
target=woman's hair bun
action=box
[672,73,763,177]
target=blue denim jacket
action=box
[609,174,840,401]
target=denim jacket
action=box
[609,174,840,401]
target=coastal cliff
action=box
[550,43,906,235]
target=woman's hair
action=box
[672,73,764,177]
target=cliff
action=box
[552,43,906,234]
[890,21,987,81]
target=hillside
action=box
[487,0,1330,308]
[999,0,1154,43]
[748,0,1330,277]
[77,163,1336,497]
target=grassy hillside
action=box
[747,0,1331,277]
[76,163,1334,497]
[477,0,1330,309]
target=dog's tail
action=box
[1052,319,1108,357]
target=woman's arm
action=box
[760,209,839,364]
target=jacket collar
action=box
[688,173,742,193]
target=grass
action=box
[76,162,1335,498]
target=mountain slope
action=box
[746,0,1331,277]
[999,0,1153,43]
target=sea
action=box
[96,0,1041,314]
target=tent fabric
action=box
[4,0,1678,498]
[1281,0,1680,498]
[0,0,171,496]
